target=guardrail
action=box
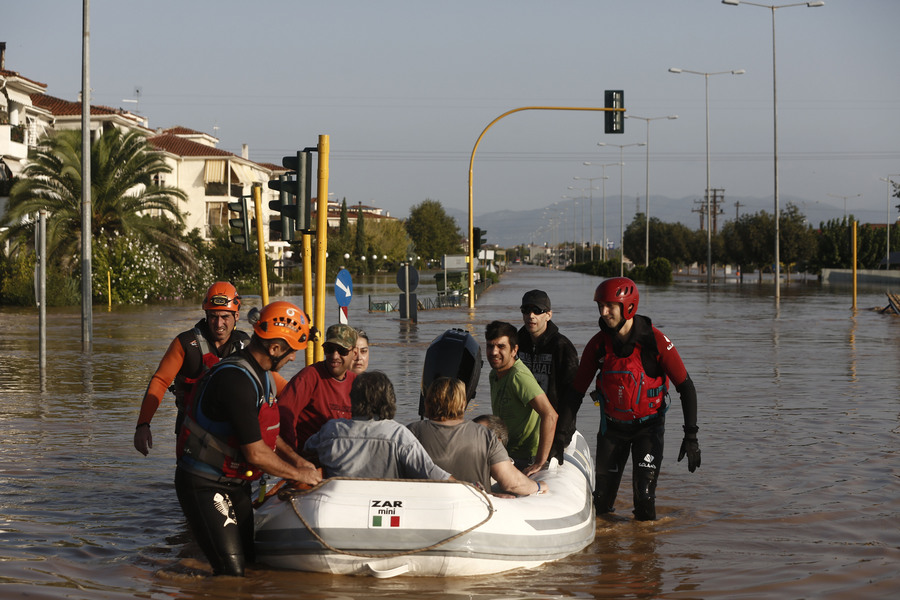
[367,280,492,313]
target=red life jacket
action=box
[597,334,668,423]
[172,327,224,413]
[176,355,279,483]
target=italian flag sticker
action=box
[372,515,401,527]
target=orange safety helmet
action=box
[202,281,241,312]
[594,276,639,320]
[253,301,310,350]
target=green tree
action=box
[623,214,695,269]
[405,199,461,261]
[339,198,350,237]
[355,205,368,274]
[778,204,817,275]
[1,128,191,272]
[364,219,414,266]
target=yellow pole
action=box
[851,220,857,311]
[314,134,329,363]
[252,183,269,305]
[467,105,624,308]
[303,232,314,366]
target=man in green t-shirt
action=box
[485,320,558,477]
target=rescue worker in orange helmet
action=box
[174,301,321,576]
[571,277,700,521]
[134,282,250,456]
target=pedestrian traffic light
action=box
[228,195,252,252]
[473,227,482,254]
[268,150,313,242]
[605,90,624,134]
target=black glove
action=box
[549,437,566,464]
[677,426,701,473]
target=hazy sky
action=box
[5,0,900,232]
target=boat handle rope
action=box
[279,477,496,559]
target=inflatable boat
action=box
[254,429,595,577]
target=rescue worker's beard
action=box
[599,312,626,334]
[271,349,294,372]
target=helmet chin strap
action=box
[270,346,294,371]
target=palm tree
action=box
[1,127,192,271]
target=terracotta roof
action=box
[0,69,47,89]
[148,134,235,158]
[30,93,123,117]
[157,126,208,136]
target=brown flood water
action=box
[1,266,898,599]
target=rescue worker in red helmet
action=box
[174,301,321,577]
[134,282,251,456]
[570,277,700,521]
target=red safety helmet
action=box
[253,301,310,350]
[202,282,241,312]
[594,277,639,320]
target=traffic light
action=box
[228,195,252,252]
[268,174,294,242]
[473,227,487,255]
[605,90,624,134]
[268,150,313,242]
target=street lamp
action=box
[583,162,621,261]
[669,67,744,286]
[573,174,604,261]
[561,195,580,264]
[597,142,646,276]
[722,0,825,300]
[880,176,900,270]
[625,114,678,267]
[828,193,861,221]
[568,186,596,262]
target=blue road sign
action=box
[335,268,353,307]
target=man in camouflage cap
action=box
[278,324,359,451]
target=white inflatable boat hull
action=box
[254,430,596,577]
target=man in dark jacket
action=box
[516,289,581,462]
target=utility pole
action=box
[709,188,724,233]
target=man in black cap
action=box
[516,289,581,462]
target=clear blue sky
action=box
[5,0,900,229]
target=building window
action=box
[207,201,229,236]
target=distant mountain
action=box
[446,194,884,248]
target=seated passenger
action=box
[473,413,509,448]
[409,377,545,496]
[304,371,451,480]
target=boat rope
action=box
[278,478,496,559]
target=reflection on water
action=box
[1,267,899,598]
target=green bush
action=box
[0,249,36,305]
[629,258,673,285]
[0,250,81,306]
[89,231,211,304]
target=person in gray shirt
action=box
[409,377,544,496]
[305,371,450,480]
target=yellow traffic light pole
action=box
[302,231,314,365]
[466,105,624,308]
[314,134,330,363]
[251,182,269,305]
